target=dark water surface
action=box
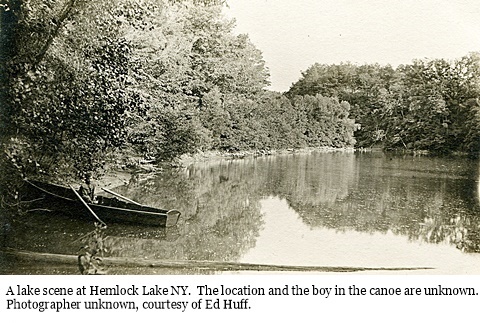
[2,152,480,274]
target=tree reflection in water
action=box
[283,153,480,253]
[109,152,479,263]
[111,161,264,262]
[4,152,479,270]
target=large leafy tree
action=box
[286,55,480,155]
[255,92,307,150]
[1,0,153,179]
[291,94,357,148]
[382,61,450,151]
[125,1,271,156]
[286,62,396,147]
[383,55,480,153]
[1,0,238,175]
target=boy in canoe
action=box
[79,173,96,203]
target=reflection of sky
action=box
[240,197,480,274]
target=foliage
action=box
[252,92,307,149]
[1,0,382,187]
[1,0,149,180]
[291,94,357,148]
[462,98,480,155]
[286,62,396,147]
[77,223,108,275]
[287,55,480,155]
[124,1,272,158]
[131,106,211,161]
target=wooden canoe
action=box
[23,179,181,227]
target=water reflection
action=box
[109,152,480,270]
[2,152,480,273]
[287,155,480,251]
[110,161,265,262]
[242,197,480,274]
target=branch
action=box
[32,0,78,69]
[25,208,53,213]
[1,249,434,273]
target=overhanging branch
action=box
[32,0,78,69]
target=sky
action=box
[224,0,480,92]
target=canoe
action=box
[23,179,181,227]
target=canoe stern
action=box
[166,209,181,227]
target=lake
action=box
[2,151,480,274]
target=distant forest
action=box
[1,0,479,183]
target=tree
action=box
[286,55,480,155]
[255,92,307,149]
[125,1,271,156]
[1,0,154,179]
[291,94,357,148]
[286,62,396,147]
[385,55,480,153]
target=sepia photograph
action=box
[1,0,479,277]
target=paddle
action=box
[101,187,143,206]
[69,185,106,227]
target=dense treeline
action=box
[0,0,357,182]
[287,56,480,155]
[1,0,478,186]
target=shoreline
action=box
[99,145,477,189]
[177,146,356,167]
[98,147,357,189]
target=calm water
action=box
[2,152,480,274]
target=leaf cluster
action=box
[2,0,364,184]
[287,54,480,155]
